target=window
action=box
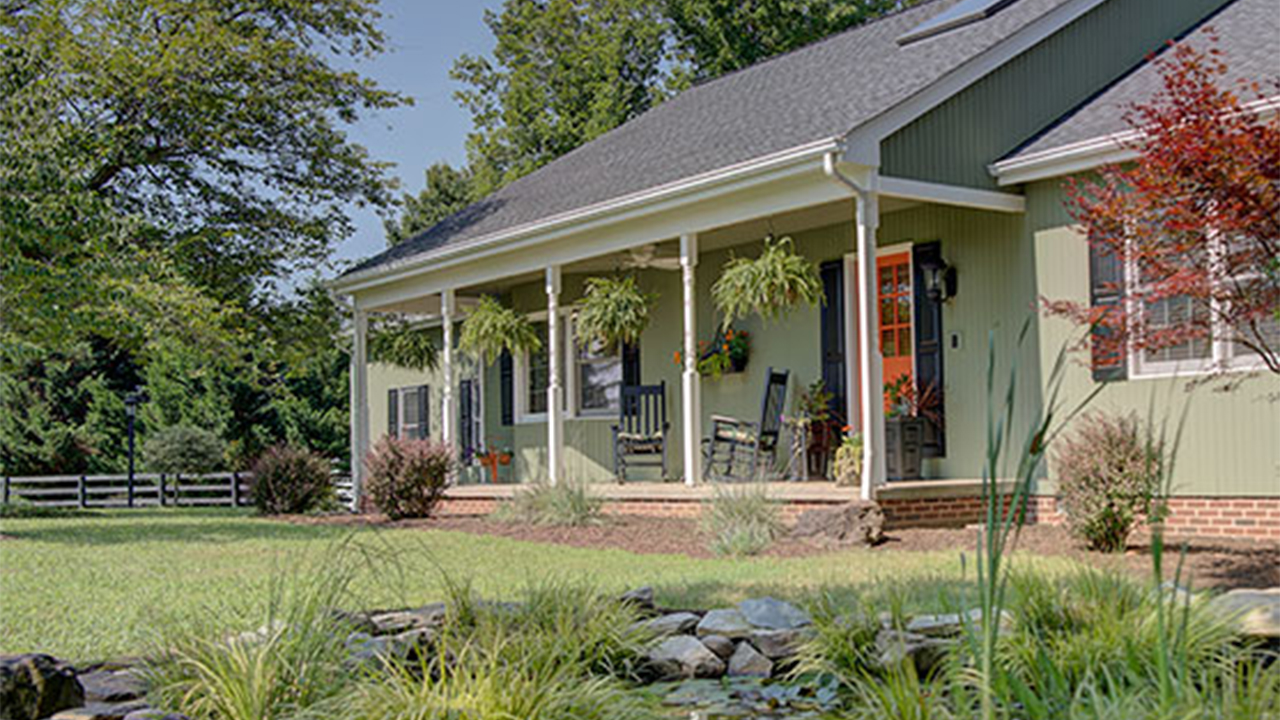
[575,332,622,416]
[387,385,429,439]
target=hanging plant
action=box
[712,235,823,328]
[576,276,656,349]
[459,295,541,361]
[370,319,439,371]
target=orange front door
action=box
[877,253,913,406]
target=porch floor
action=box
[445,478,997,504]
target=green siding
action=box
[1027,180,1280,497]
[881,0,1231,188]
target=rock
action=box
[78,670,145,703]
[227,619,287,645]
[326,608,378,635]
[790,500,885,546]
[696,609,752,639]
[646,636,725,679]
[122,712,190,720]
[345,628,435,666]
[749,628,806,660]
[50,700,148,720]
[726,642,773,678]
[619,587,656,611]
[739,597,811,630]
[370,602,447,635]
[699,635,735,660]
[873,630,954,677]
[637,612,701,637]
[0,654,85,720]
[1212,588,1280,638]
[905,608,1013,638]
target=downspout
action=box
[822,151,884,502]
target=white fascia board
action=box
[880,175,1026,213]
[331,137,840,295]
[990,96,1280,185]
[840,0,1109,165]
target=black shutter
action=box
[1089,240,1127,381]
[499,351,514,426]
[912,241,946,458]
[819,260,847,424]
[387,389,399,439]
[418,385,430,438]
[622,342,641,387]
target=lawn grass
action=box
[0,508,1081,660]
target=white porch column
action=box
[349,308,369,511]
[545,266,565,485]
[440,289,456,450]
[855,181,885,500]
[680,233,702,487]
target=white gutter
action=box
[990,95,1280,186]
[332,137,841,294]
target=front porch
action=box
[343,152,1032,509]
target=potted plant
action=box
[575,276,655,350]
[797,379,835,479]
[832,427,863,488]
[459,295,542,361]
[883,374,939,481]
[678,327,750,379]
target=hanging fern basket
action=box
[711,235,824,328]
[459,296,541,362]
[575,276,656,350]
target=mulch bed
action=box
[285,512,1279,590]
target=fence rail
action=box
[2,472,353,510]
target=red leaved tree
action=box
[1046,35,1280,376]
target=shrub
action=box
[251,445,335,515]
[144,425,225,475]
[833,431,863,487]
[702,483,782,556]
[1055,412,1163,552]
[493,479,603,527]
[364,436,453,520]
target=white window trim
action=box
[1126,226,1273,379]
[514,310,554,425]
[513,308,626,424]
[568,315,625,421]
[391,385,429,439]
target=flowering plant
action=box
[674,327,750,378]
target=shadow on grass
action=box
[0,508,357,546]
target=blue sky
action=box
[335,0,503,267]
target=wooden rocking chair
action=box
[612,382,669,482]
[702,367,790,482]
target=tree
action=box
[385,162,475,245]
[664,0,918,80]
[1046,38,1280,376]
[0,0,408,355]
[451,0,673,196]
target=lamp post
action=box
[124,388,149,508]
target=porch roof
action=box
[338,0,1085,288]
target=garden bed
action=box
[287,512,1280,590]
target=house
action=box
[331,0,1279,539]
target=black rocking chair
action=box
[703,367,790,482]
[612,382,669,482]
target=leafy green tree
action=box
[385,162,476,245]
[452,0,673,196]
[0,0,408,355]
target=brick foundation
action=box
[433,490,1279,542]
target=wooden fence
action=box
[2,472,355,509]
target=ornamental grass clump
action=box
[1055,411,1164,552]
[250,444,335,515]
[493,478,604,527]
[703,482,782,556]
[364,436,454,520]
[712,235,823,328]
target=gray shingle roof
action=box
[1005,0,1279,161]
[347,0,1076,278]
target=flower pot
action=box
[885,417,925,481]
[730,354,748,373]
